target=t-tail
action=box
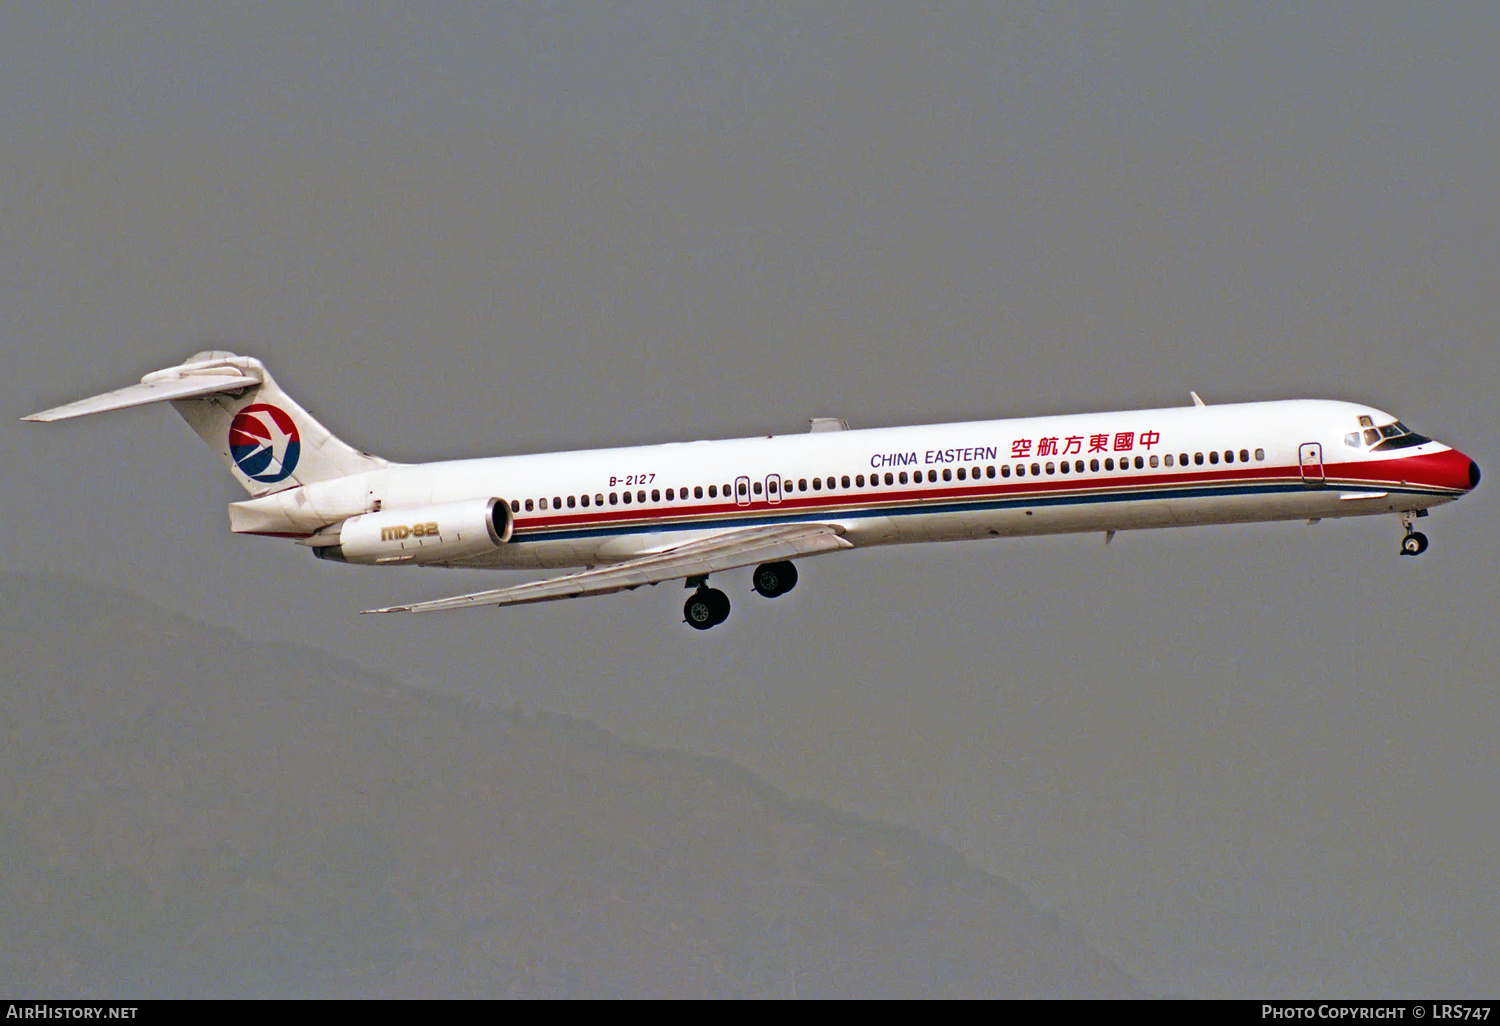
[24,351,388,495]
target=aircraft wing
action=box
[362,523,852,613]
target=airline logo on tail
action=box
[228,404,301,483]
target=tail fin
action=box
[25,351,389,495]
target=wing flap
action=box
[363,523,851,613]
[24,371,263,422]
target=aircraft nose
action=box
[1441,449,1480,492]
[1401,448,1479,493]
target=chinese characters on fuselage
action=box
[1010,430,1160,459]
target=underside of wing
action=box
[363,523,851,613]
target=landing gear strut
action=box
[684,585,730,630]
[1399,511,1428,556]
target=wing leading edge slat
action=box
[362,523,851,613]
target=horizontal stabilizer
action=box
[364,523,851,613]
[24,362,262,422]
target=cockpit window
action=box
[1372,431,1430,451]
[1369,421,1430,451]
[1363,428,1381,446]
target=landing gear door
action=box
[1299,442,1325,486]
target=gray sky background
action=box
[3,3,1497,997]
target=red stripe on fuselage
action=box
[505,448,1472,535]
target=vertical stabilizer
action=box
[168,352,389,495]
[26,351,390,496]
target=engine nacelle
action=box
[318,498,513,565]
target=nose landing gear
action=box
[1399,511,1428,556]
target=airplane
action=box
[25,351,1480,629]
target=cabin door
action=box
[1298,442,1325,486]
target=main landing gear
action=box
[752,560,798,598]
[684,585,730,630]
[1399,511,1429,556]
[683,561,801,630]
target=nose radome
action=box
[1469,458,1481,489]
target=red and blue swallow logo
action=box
[228,404,301,483]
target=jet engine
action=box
[316,497,513,565]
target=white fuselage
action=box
[230,398,1477,569]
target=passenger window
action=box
[798,479,807,491]
[554,496,563,508]
[1179,453,1188,466]
[567,495,576,508]
[665,488,674,501]
[753,481,762,495]
[827,477,836,489]
[539,497,548,510]
[736,482,747,497]
[621,492,631,504]
[652,489,661,502]
[1164,454,1173,467]
[856,474,866,487]
[707,485,717,498]
[525,499,534,512]
[1046,462,1056,474]
[1208,451,1219,464]
[1001,465,1011,478]
[1015,464,1025,477]
[986,465,996,478]
[1104,458,1114,471]
[1149,455,1159,468]
[898,471,909,484]
[885,472,894,485]
[842,476,851,488]
[1090,458,1100,472]
[595,494,604,506]
[943,468,952,481]
[956,467,966,480]
[812,477,822,490]
[1059,461,1069,474]
[1195,453,1204,465]
[1239,450,1249,463]
[609,492,618,505]
[1031,463,1041,476]
[638,490,647,503]
[511,499,520,513]
[1255,449,1265,461]
[1134,456,1144,469]
[694,486,704,499]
